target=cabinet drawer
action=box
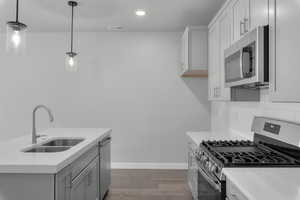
[226,179,248,200]
[71,145,98,179]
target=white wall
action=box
[211,90,300,139]
[0,32,210,164]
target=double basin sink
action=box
[24,138,84,153]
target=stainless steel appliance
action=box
[194,117,300,200]
[224,26,269,88]
[99,136,111,200]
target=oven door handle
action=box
[198,166,221,192]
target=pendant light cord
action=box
[70,4,74,53]
[16,0,19,22]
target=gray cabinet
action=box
[56,145,99,200]
[56,137,112,200]
[99,137,111,200]
[57,157,99,200]
[70,157,99,200]
[0,136,111,200]
[187,142,198,200]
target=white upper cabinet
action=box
[208,5,232,101]
[208,22,220,100]
[208,0,270,102]
[180,26,208,77]
[250,0,269,29]
[231,0,250,42]
[218,8,232,101]
[269,0,300,102]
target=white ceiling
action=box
[0,0,225,32]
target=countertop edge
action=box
[0,128,112,174]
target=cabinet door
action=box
[56,166,72,200]
[100,138,111,200]
[71,179,86,200]
[232,0,250,42]
[208,22,220,100]
[270,0,300,102]
[71,158,99,200]
[181,28,189,73]
[218,8,232,101]
[250,0,269,29]
[86,159,99,200]
[244,0,250,33]
[187,142,198,200]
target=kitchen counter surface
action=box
[0,128,111,174]
[223,168,300,200]
[186,131,212,146]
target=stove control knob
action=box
[215,166,220,174]
[210,165,216,173]
[205,160,210,168]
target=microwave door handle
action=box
[239,49,243,78]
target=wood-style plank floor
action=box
[105,169,193,200]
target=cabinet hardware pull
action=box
[240,21,245,36]
[244,18,249,33]
[71,158,97,187]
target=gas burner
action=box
[219,150,293,165]
[200,140,300,167]
[204,140,254,147]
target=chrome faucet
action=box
[32,105,54,144]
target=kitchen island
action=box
[0,128,112,200]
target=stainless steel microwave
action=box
[224,26,269,88]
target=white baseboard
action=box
[111,162,188,170]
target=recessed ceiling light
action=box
[135,9,146,17]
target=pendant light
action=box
[6,0,27,51]
[66,1,78,72]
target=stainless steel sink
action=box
[41,138,84,147]
[24,146,71,153]
[22,138,85,153]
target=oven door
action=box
[197,161,225,200]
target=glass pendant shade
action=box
[6,21,27,52]
[65,1,78,72]
[65,52,78,72]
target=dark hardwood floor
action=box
[105,169,193,200]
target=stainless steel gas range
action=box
[190,116,300,200]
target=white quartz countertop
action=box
[0,128,111,174]
[223,168,300,200]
